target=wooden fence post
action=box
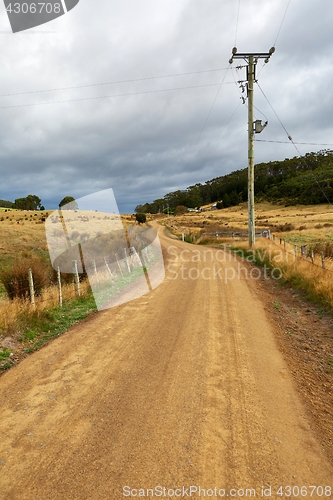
[28,268,35,306]
[123,248,131,273]
[93,260,99,283]
[310,249,315,265]
[115,252,123,276]
[320,252,326,270]
[103,257,113,277]
[57,266,63,307]
[72,260,80,297]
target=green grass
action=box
[20,293,97,352]
[93,252,159,306]
[0,361,14,371]
[285,233,333,244]
[0,347,11,361]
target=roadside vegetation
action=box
[228,238,333,311]
[0,207,150,372]
[159,201,333,313]
[0,264,95,371]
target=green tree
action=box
[59,196,79,210]
[222,193,231,208]
[136,213,147,224]
[14,194,42,210]
[0,199,14,208]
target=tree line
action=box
[0,195,78,211]
[135,150,333,213]
[0,194,45,211]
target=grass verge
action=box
[20,293,97,353]
[229,239,333,312]
[0,282,97,372]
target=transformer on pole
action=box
[229,47,275,247]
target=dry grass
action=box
[0,280,91,336]
[161,202,333,310]
[229,237,333,309]
[0,208,135,337]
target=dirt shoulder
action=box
[248,270,333,461]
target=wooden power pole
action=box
[229,47,275,247]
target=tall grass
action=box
[0,280,92,338]
[230,238,333,310]
[0,255,52,300]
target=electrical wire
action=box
[255,139,333,146]
[232,66,268,122]
[197,100,242,170]
[0,68,232,99]
[0,82,235,110]
[254,1,291,78]
[256,80,331,204]
[182,66,231,172]
[273,0,292,47]
[234,0,241,47]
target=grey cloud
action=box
[0,0,332,212]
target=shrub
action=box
[174,205,188,215]
[0,256,51,300]
[136,213,147,224]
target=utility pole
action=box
[229,47,275,247]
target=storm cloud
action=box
[0,0,332,212]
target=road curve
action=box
[0,224,332,499]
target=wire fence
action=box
[201,229,333,275]
[202,229,270,240]
[1,245,155,307]
[268,233,333,273]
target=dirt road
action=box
[0,225,332,499]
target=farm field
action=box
[155,201,333,242]
[0,205,332,498]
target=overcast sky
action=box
[0,0,332,213]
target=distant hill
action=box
[135,150,333,213]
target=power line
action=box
[0,82,235,109]
[182,66,231,171]
[0,68,232,99]
[198,100,242,170]
[256,80,331,204]
[231,66,269,122]
[273,0,292,47]
[255,139,333,146]
[234,0,241,47]
[256,81,292,140]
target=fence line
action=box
[1,245,155,307]
[268,233,332,273]
[196,228,333,274]
[203,229,271,240]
